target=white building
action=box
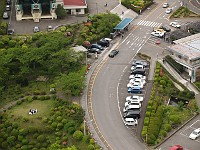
[167,33,200,82]
[15,0,87,22]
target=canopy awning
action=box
[114,18,133,30]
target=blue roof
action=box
[114,18,134,30]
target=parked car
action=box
[165,8,172,14]
[162,3,169,8]
[47,25,53,32]
[129,78,146,86]
[129,74,146,80]
[109,50,119,58]
[88,48,102,54]
[126,95,143,102]
[91,44,104,50]
[170,22,181,28]
[33,26,40,33]
[127,82,143,89]
[102,38,112,42]
[131,64,144,71]
[151,31,165,38]
[124,118,138,126]
[7,28,14,35]
[160,25,171,32]
[7,0,11,5]
[3,12,9,19]
[128,87,142,94]
[97,39,109,47]
[123,105,140,113]
[123,109,140,119]
[189,128,200,140]
[6,5,11,11]
[131,69,145,75]
[124,100,141,108]
[170,145,183,150]
[132,60,148,67]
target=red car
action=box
[170,145,183,150]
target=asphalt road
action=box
[89,0,200,149]
[157,115,200,150]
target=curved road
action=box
[89,1,187,150]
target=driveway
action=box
[157,115,200,150]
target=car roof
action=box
[131,86,141,90]
[126,110,140,114]
[125,118,136,121]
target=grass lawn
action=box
[0,81,51,107]
[8,99,55,128]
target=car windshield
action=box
[192,131,198,135]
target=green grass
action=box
[8,99,55,128]
[0,81,52,107]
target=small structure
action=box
[111,18,133,39]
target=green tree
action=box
[55,4,66,19]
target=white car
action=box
[131,64,144,71]
[163,3,169,8]
[165,8,172,14]
[127,82,143,89]
[125,100,141,108]
[189,128,200,140]
[151,31,165,37]
[123,104,140,112]
[129,78,146,86]
[34,26,40,33]
[126,95,144,102]
[170,22,181,28]
[129,74,146,80]
[124,118,138,126]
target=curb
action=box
[154,113,199,149]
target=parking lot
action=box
[157,115,200,150]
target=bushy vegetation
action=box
[171,6,200,18]
[142,62,198,146]
[122,0,153,13]
[0,97,101,149]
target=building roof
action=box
[63,0,86,6]
[114,18,133,30]
[168,33,200,60]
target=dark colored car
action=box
[131,69,145,75]
[128,87,142,94]
[97,39,109,47]
[88,48,102,54]
[7,0,11,5]
[160,25,171,32]
[91,44,104,50]
[109,50,119,58]
[123,109,141,119]
[7,28,14,35]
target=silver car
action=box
[3,12,9,19]
[33,26,40,33]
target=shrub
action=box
[19,129,28,136]
[56,116,62,121]
[17,135,23,141]
[88,144,95,150]
[64,121,75,131]
[16,100,23,105]
[145,111,151,117]
[73,130,83,141]
[144,118,150,126]
[37,135,46,142]
[142,126,148,137]
[160,130,167,138]
[160,80,166,86]
[82,135,90,143]
[57,123,64,129]
[163,124,172,132]
[27,96,33,102]
[51,122,57,128]
[7,136,16,145]
[146,106,152,112]
[68,127,75,135]
[147,134,156,145]
[62,135,68,141]
[22,139,28,145]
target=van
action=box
[123,109,140,119]
[131,69,145,75]
[124,118,138,126]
